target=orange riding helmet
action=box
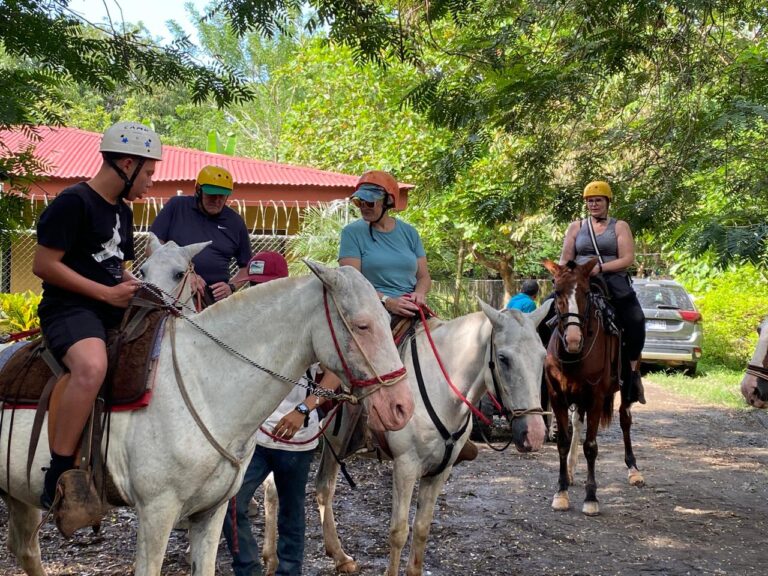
[354,170,408,211]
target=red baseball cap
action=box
[247,251,289,284]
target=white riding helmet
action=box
[99,122,162,160]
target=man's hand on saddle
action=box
[107,280,141,308]
[272,411,305,440]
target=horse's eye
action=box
[498,353,509,367]
[356,323,370,332]
[174,271,185,281]
[758,325,763,336]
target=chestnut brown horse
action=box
[542,259,644,516]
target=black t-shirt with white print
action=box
[36,182,134,322]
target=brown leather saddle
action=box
[0,287,174,536]
[0,287,170,408]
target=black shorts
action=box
[39,303,122,361]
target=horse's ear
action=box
[542,259,560,276]
[182,240,212,261]
[581,257,599,275]
[304,259,342,291]
[478,298,509,327]
[527,298,553,328]
[147,232,162,255]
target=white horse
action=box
[741,316,768,408]
[0,261,415,576]
[138,234,210,310]
[261,301,551,576]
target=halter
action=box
[487,331,547,420]
[553,281,595,356]
[323,286,407,400]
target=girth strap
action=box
[411,335,471,478]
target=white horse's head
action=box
[305,260,414,432]
[478,298,550,452]
[741,316,768,408]
[140,232,211,308]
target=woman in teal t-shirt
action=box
[338,170,431,318]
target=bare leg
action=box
[53,338,107,454]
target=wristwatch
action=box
[228,282,237,293]
[294,402,310,416]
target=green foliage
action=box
[683,264,768,370]
[285,202,350,276]
[0,290,41,333]
[645,359,745,409]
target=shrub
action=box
[0,291,42,335]
[687,265,768,370]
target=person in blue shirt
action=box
[338,170,431,317]
[149,165,251,307]
[506,279,539,313]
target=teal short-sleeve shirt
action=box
[339,219,426,298]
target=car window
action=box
[635,284,695,310]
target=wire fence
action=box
[0,231,291,294]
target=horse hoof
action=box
[628,468,645,487]
[552,492,570,511]
[582,501,600,516]
[336,559,359,574]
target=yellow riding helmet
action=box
[196,165,234,195]
[583,180,612,200]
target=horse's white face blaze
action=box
[741,317,768,408]
[306,262,414,431]
[564,285,583,353]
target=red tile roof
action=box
[1,126,362,188]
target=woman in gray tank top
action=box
[558,180,646,405]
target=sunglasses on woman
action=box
[351,197,379,208]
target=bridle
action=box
[554,286,587,355]
[487,330,547,420]
[322,285,407,400]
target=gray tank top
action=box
[574,218,618,265]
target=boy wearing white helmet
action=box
[32,121,162,508]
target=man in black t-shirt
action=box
[149,165,251,307]
[33,121,162,508]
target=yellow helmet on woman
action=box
[583,180,612,199]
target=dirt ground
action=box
[2,378,767,576]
